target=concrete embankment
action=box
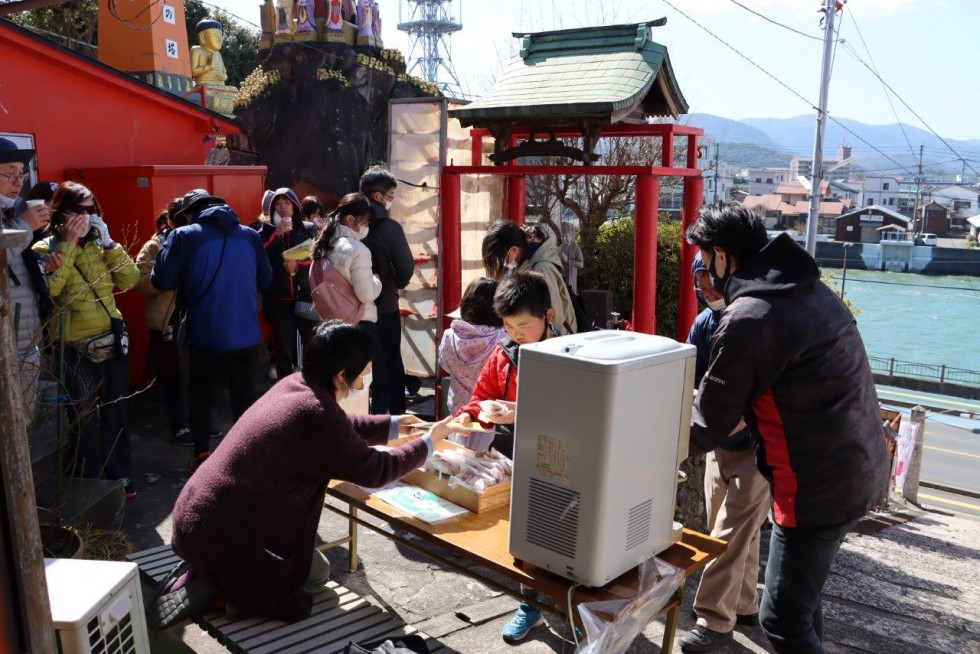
[815,241,980,275]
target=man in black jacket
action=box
[360,167,414,414]
[686,206,888,654]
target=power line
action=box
[835,22,980,179]
[726,0,824,41]
[659,0,916,178]
[847,9,917,163]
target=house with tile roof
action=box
[775,178,830,205]
[835,205,910,243]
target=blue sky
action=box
[210,0,979,140]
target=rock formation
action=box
[228,42,436,203]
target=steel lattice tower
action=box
[397,0,465,98]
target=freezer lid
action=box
[44,558,137,628]
[521,330,694,367]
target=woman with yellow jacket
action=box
[34,181,139,498]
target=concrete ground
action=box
[121,377,980,653]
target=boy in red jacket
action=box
[454,269,559,459]
[455,269,561,643]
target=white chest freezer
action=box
[508,330,696,587]
[45,558,151,653]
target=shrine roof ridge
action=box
[509,18,668,43]
[450,18,689,130]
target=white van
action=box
[916,233,938,246]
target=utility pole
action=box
[805,0,839,256]
[913,144,924,234]
[712,143,720,206]
[840,243,849,299]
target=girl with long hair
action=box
[310,192,389,413]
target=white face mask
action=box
[358,225,370,239]
[346,371,372,399]
[384,200,393,211]
[707,297,727,312]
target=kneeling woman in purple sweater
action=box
[151,320,453,628]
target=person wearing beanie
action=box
[254,187,318,379]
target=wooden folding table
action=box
[324,481,725,652]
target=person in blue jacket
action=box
[152,190,273,471]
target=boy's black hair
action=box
[493,270,552,319]
[359,166,398,198]
[686,205,769,264]
[460,277,502,327]
[302,320,376,392]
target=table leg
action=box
[348,505,359,572]
[661,587,684,652]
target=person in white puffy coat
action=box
[311,193,390,413]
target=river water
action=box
[821,269,980,372]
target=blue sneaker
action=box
[502,603,544,643]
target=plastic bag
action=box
[894,419,922,488]
[575,556,684,654]
[423,447,512,494]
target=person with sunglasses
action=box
[33,181,139,498]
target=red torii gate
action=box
[439,122,705,340]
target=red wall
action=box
[0,22,238,180]
[0,23,269,385]
[71,166,267,385]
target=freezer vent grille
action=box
[83,609,135,654]
[625,499,653,551]
[526,478,580,559]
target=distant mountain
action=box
[683,114,780,147]
[684,113,980,179]
[680,114,789,169]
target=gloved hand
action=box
[87,215,114,249]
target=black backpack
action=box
[566,284,598,332]
[548,261,597,333]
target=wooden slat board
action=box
[128,547,446,654]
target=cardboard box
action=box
[401,468,511,514]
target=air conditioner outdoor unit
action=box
[509,331,696,587]
[45,558,151,654]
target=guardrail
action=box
[868,356,980,386]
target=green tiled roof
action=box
[451,20,688,127]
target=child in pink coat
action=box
[438,277,504,416]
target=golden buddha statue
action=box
[191,19,228,86]
[190,19,237,117]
